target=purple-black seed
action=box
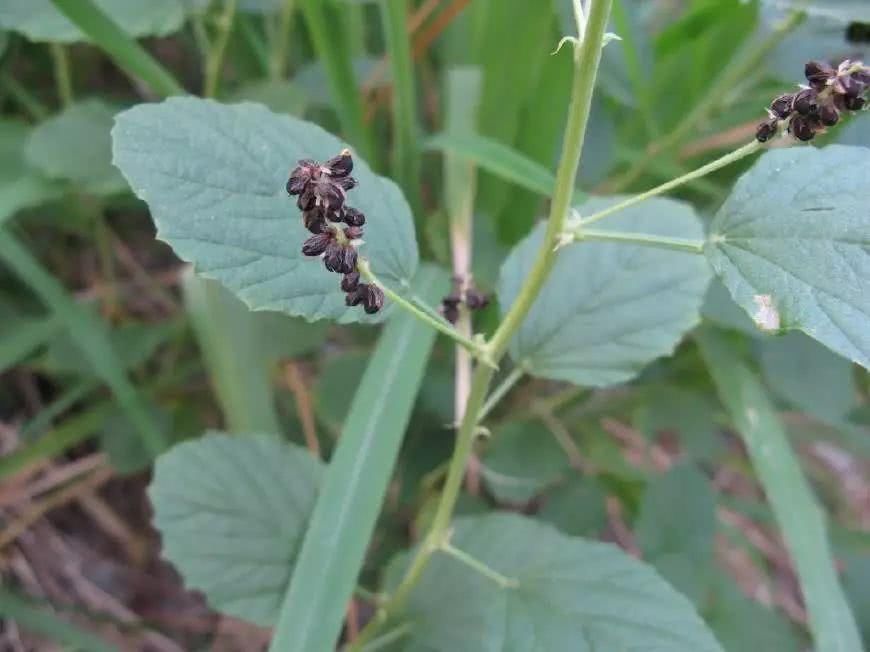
[792,88,819,115]
[789,114,817,141]
[363,285,385,314]
[342,206,366,227]
[341,272,360,293]
[755,118,779,143]
[770,94,795,119]
[324,150,353,178]
[805,60,835,89]
[819,104,840,126]
[302,233,332,256]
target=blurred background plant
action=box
[0,0,868,650]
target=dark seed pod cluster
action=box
[756,59,869,143]
[440,277,490,325]
[287,150,384,314]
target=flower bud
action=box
[789,114,817,141]
[297,189,316,211]
[770,94,794,119]
[819,104,840,126]
[341,271,360,292]
[303,208,326,233]
[342,206,366,227]
[442,302,460,324]
[337,176,357,191]
[805,60,835,89]
[465,289,490,311]
[286,159,319,195]
[302,232,333,256]
[844,95,866,111]
[344,225,364,241]
[755,118,779,143]
[363,285,385,314]
[323,242,357,274]
[345,285,366,307]
[792,88,819,115]
[323,149,353,178]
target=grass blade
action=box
[0,589,119,652]
[697,328,864,652]
[0,314,60,373]
[268,265,449,652]
[182,271,282,434]
[380,0,421,214]
[47,0,183,97]
[426,131,557,197]
[298,0,376,164]
[0,230,167,456]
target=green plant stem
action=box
[438,541,518,588]
[49,43,73,107]
[380,0,422,215]
[607,10,802,191]
[573,228,704,253]
[357,259,487,361]
[350,1,613,646]
[48,0,183,97]
[478,366,525,422]
[204,0,237,98]
[0,72,49,120]
[580,140,762,227]
[269,0,295,79]
[357,623,412,652]
[237,15,271,76]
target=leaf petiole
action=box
[569,228,705,254]
[578,140,762,228]
[438,540,519,589]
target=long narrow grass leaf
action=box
[268,265,449,651]
[697,328,864,652]
[0,231,167,456]
[0,588,119,652]
[426,131,557,197]
[47,0,183,97]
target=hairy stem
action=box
[579,140,762,227]
[349,1,613,646]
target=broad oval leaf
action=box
[0,0,185,43]
[389,513,724,652]
[148,432,322,626]
[112,97,418,323]
[705,145,870,370]
[26,99,126,196]
[499,196,710,386]
[0,121,60,224]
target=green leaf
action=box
[149,432,322,626]
[25,99,126,195]
[0,313,59,373]
[0,121,60,223]
[426,131,557,198]
[499,196,710,386]
[481,419,568,504]
[705,145,870,370]
[228,79,308,116]
[761,0,870,22]
[538,476,607,537]
[702,278,765,337]
[705,580,801,652]
[759,331,857,424]
[0,0,185,43]
[111,97,418,324]
[390,513,725,652]
[634,385,720,459]
[697,328,863,652]
[635,464,716,603]
[842,553,870,647]
[269,265,448,651]
[183,272,325,434]
[0,231,166,456]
